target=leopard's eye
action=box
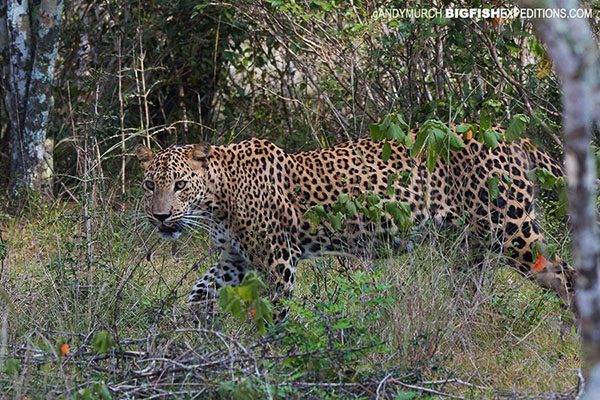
[174,180,187,191]
[144,180,155,191]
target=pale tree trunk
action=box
[522,0,600,397]
[0,0,63,197]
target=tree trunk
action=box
[0,0,63,197]
[522,0,600,397]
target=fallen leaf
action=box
[60,343,69,357]
[533,254,546,272]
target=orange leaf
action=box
[249,309,256,318]
[533,254,546,272]
[537,59,552,79]
[466,130,473,140]
[490,17,505,30]
[60,343,69,357]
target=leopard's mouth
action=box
[157,222,183,241]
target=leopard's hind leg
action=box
[503,215,576,314]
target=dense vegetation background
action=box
[0,0,598,398]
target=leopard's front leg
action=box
[189,249,248,325]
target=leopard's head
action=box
[136,143,212,240]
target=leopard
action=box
[136,125,576,323]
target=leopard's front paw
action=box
[189,287,218,328]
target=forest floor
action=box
[0,197,581,399]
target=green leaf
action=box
[594,145,600,176]
[237,285,255,303]
[532,168,557,190]
[400,171,412,184]
[369,123,384,141]
[447,131,466,150]
[241,271,266,289]
[487,175,500,200]
[91,331,114,354]
[482,129,500,149]
[381,141,392,162]
[480,109,492,132]
[219,286,243,319]
[395,390,419,400]
[98,383,111,400]
[403,132,413,149]
[395,113,408,128]
[455,123,472,133]
[304,210,320,231]
[506,114,530,141]
[485,99,502,109]
[380,115,391,130]
[345,201,357,217]
[502,173,513,189]
[332,320,352,329]
[253,298,273,335]
[386,173,398,197]
[4,358,19,376]
[329,213,343,232]
[367,194,381,206]
[431,127,446,142]
[411,129,429,158]
[388,122,405,141]
[313,205,327,217]
[385,201,412,231]
[313,0,334,10]
[557,178,568,217]
[426,146,437,172]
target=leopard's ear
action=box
[190,143,211,163]
[135,144,154,170]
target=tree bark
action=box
[0,0,63,196]
[522,0,600,397]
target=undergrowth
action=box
[0,198,580,399]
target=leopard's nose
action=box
[153,213,171,222]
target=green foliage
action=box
[394,390,420,400]
[412,119,465,171]
[76,382,112,400]
[477,110,501,149]
[369,113,412,160]
[529,168,568,216]
[530,168,560,191]
[487,175,500,201]
[455,123,474,138]
[304,192,413,235]
[218,271,273,335]
[532,240,558,260]
[384,201,413,232]
[491,291,560,337]
[280,270,393,379]
[92,331,114,354]
[218,377,265,400]
[3,358,19,377]
[505,114,530,141]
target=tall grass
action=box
[0,196,580,398]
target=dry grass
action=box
[0,198,580,398]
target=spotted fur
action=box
[136,127,576,322]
